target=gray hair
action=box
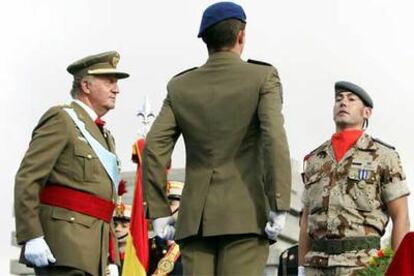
[70,75,95,99]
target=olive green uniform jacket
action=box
[143,51,292,241]
[14,102,119,276]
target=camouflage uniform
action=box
[301,133,409,274]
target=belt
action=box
[40,185,115,223]
[310,236,380,254]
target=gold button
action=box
[70,217,75,221]
[276,193,281,198]
[87,154,92,159]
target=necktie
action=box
[95,117,106,131]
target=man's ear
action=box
[238,29,245,45]
[80,79,91,95]
[363,106,372,120]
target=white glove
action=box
[152,216,176,240]
[24,236,56,267]
[106,264,119,276]
[265,211,287,240]
[298,265,306,276]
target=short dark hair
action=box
[201,19,246,53]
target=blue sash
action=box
[64,108,119,191]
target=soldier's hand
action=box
[152,216,176,240]
[106,264,119,276]
[265,211,287,240]
[24,236,56,267]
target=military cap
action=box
[198,2,246,37]
[114,203,132,220]
[167,181,184,200]
[335,81,373,108]
[114,179,132,219]
[67,51,129,79]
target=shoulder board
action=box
[173,67,198,78]
[247,59,272,66]
[46,104,70,114]
[373,138,395,150]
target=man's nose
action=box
[112,84,120,94]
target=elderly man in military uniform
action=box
[142,2,292,275]
[14,51,129,276]
[298,81,410,275]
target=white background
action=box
[1,0,413,274]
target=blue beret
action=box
[335,81,373,108]
[198,2,246,38]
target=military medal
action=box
[358,169,368,180]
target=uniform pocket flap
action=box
[52,208,96,228]
[348,168,360,181]
[74,144,97,158]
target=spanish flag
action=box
[122,138,149,275]
[386,232,414,275]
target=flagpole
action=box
[122,97,155,276]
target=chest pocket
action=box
[74,143,101,182]
[347,167,379,211]
[304,172,325,214]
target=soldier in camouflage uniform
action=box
[298,81,410,276]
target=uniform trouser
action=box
[305,266,364,276]
[179,234,269,276]
[34,266,92,276]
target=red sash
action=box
[39,185,115,223]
